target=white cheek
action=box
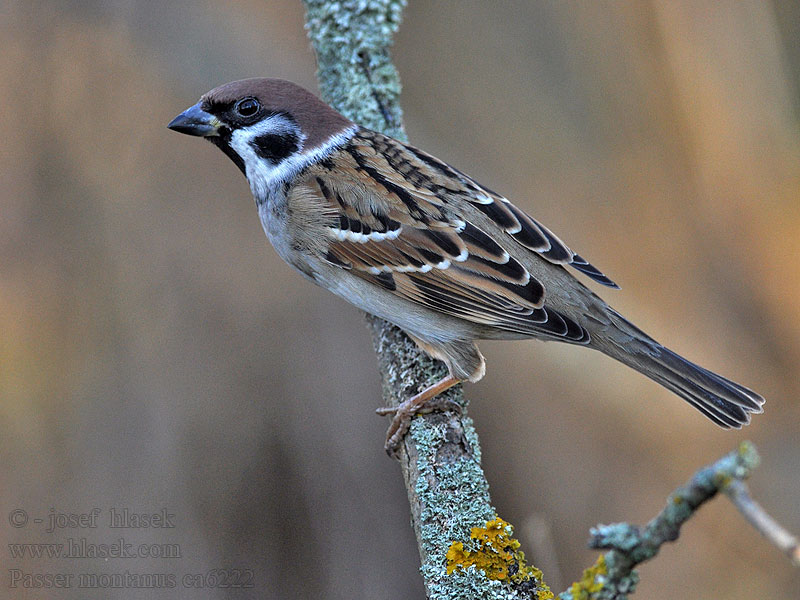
[229,126,291,199]
[228,115,304,196]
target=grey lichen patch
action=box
[460,412,483,465]
[425,566,512,600]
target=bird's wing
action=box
[351,130,619,288]
[295,131,617,341]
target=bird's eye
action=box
[235,98,260,118]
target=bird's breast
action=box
[257,195,292,257]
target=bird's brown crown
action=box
[201,78,354,151]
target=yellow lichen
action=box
[445,542,469,570]
[536,586,555,600]
[446,517,552,597]
[567,554,607,600]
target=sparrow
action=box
[168,78,764,454]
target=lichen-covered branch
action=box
[302,2,550,598]
[558,442,769,600]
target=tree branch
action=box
[302,2,552,598]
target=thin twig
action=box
[723,479,800,567]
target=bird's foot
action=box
[376,375,461,458]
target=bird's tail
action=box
[597,309,765,427]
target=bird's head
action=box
[168,78,354,197]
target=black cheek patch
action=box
[250,132,299,162]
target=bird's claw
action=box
[379,395,463,458]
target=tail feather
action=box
[647,365,750,428]
[600,310,765,427]
[616,344,764,428]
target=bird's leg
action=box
[377,374,461,457]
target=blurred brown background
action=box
[2,1,799,598]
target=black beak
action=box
[167,103,220,137]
